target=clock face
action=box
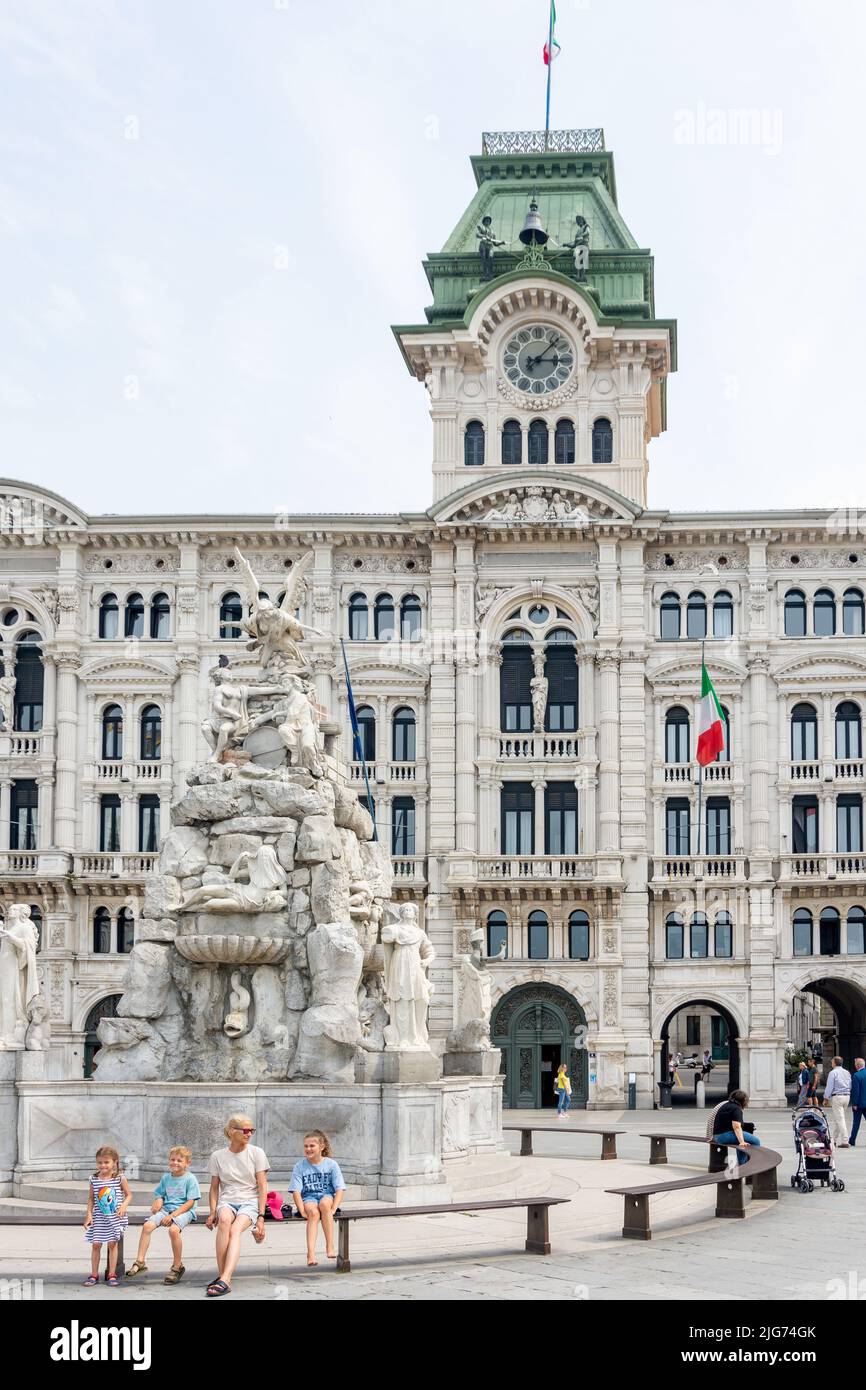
[502,323,575,396]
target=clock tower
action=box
[393,130,676,509]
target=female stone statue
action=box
[0,904,40,1050]
[381,903,435,1051]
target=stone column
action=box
[0,779,11,848]
[53,652,80,852]
[597,652,620,853]
[747,653,772,879]
[532,777,546,856]
[175,652,201,789]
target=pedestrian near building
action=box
[848,1058,866,1147]
[795,1060,811,1108]
[823,1056,852,1148]
[555,1063,572,1116]
[805,1057,821,1108]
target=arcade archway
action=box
[660,999,741,1105]
[790,976,866,1065]
[492,983,588,1109]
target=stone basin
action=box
[175,911,292,966]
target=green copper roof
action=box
[412,135,662,327]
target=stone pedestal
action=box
[16,1052,46,1082]
[379,1083,451,1204]
[0,1054,17,1195]
[380,1051,442,1084]
[443,1048,501,1077]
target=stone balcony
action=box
[497,734,580,762]
[0,730,50,760]
[91,760,171,783]
[653,761,734,789]
[779,852,866,883]
[390,856,426,886]
[652,854,747,883]
[780,759,866,786]
[348,761,423,786]
[73,852,158,880]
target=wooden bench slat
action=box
[335,1197,568,1220]
[606,1143,781,1240]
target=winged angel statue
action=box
[232,546,317,669]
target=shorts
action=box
[299,1193,336,1206]
[217,1200,259,1224]
[144,1210,196,1231]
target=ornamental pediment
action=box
[648,655,748,688]
[342,660,429,686]
[430,471,639,528]
[77,654,178,683]
[773,653,866,686]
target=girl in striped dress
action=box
[83,1146,131,1286]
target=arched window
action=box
[348,593,368,641]
[117,906,135,954]
[554,419,575,466]
[140,705,162,760]
[101,704,123,761]
[355,706,375,762]
[528,909,549,959]
[464,421,485,467]
[99,593,119,639]
[14,633,43,731]
[784,589,807,637]
[400,594,421,640]
[712,590,733,638]
[660,592,681,641]
[793,907,813,956]
[138,794,160,852]
[150,592,170,640]
[124,592,145,639]
[714,910,733,958]
[843,588,865,637]
[791,703,818,761]
[374,593,395,641]
[591,417,613,464]
[392,707,416,762]
[836,701,862,759]
[544,629,577,731]
[718,706,731,762]
[569,908,590,960]
[83,994,121,1078]
[391,797,415,855]
[665,911,684,959]
[819,906,841,956]
[501,419,522,466]
[500,630,533,732]
[847,904,866,955]
[487,909,508,958]
[813,588,836,637]
[219,591,242,640]
[29,904,42,952]
[690,912,709,958]
[665,707,690,763]
[93,906,112,954]
[528,419,548,465]
[686,591,707,640]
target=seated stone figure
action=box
[179,844,288,915]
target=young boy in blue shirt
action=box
[127,1145,201,1284]
[289,1130,345,1266]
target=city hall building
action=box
[2,130,863,1107]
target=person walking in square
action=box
[849,1058,866,1146]
[823,1056,852,1148]
[289,1130,345,1266]
[126,1145,201,1284]
[795,1059,811,1107]
[555,1063,572,1116]
[82,1146,131,1287]
[205,1114,269,1296]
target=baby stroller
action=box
[791,1107,845,1193]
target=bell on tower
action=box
[518,196,549,247]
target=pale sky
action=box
[2,0,865,519]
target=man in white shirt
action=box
[823,1056,852,1148]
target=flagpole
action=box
[696,639,705,861]
[544,0,554,149]
[339,638,378,842]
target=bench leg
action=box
[649,1137,667,1165]
[525,1204,551,1255]
[750,1167,778,1201]
[519,1128,533,1157]
[708,1142,727,1173]
[601,1132,618,1160]
[336,1220,351,1273]
[715,1176,746,1218]
[622,1194,651,1240]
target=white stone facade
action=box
[2,254,866,1111]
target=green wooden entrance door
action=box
[492,984,588,1108]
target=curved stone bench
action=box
[606,1142,782,1240]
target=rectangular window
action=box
[100,794,121,853]
[666,800,690,855]
[501,649,533,732]
[10,780,38,850]
[837,795,863,853]
[391,797,415,856]
[545,649,578,732]
[686,1016,701,1046]
[792,797,819,853]
[705,798,731,855]
[848,914,865,955]
[501,782,534,855]
[138,796,160,853]
[544,783,577,855]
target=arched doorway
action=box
[492,984,588,1109]
[660,1000,740,1105]
[791,976,866,1066]
[83,995,122,1078]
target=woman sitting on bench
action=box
[711,1089,761,1166]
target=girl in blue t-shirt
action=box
[289,1130,345,1266]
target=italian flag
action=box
[543,1,561,63]
[696,660,724,766]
